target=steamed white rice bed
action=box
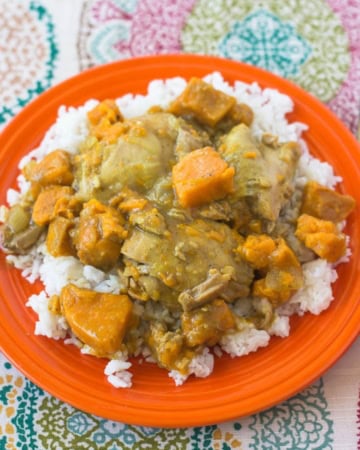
[5,72,346,388]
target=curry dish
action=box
[1,78,355,376]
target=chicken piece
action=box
[221,124,301,221]
[46,216,75,257]
[3,204,31,234]
[174,118,211,158]
[121,219,253,307]
[74,113,180,202]
[301,181,355,222]
[295,214,346,262]
[1,222,43,254]
[147,322,187,372]
[234,297,275,330]
[181,299,236,347]
[23,150,74,190]
[178,268,242,311]
[251,238,303,306]
[73,199,127,270]
[172,146,235,208]
[169,77,236,127]
[60,284,133,356]
[32,186,74,226]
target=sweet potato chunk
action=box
[60,284,133,355]
[172,146,235,208]
[252,277,294,306]
[87,99,125,144]
[295,214,346,262]
[32,186,74,226]
[73,199,127,270]
[181,299,235,347]
[169,78,236,127]
[239,234,277,269]
[46,216,75,257]
[301,181,355,222]
[87,99,123,126]
[23,150,74,187]
[251,238,303,306]
[147,323,185,370]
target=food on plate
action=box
[0,74,355,387]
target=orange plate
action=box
[0,55,359,428]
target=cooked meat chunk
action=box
[178,268,242,311]
[221,124,301,221]
[74,113,184,202]
[121,219,253,308]
[3,77,355,381]
[174,118,211,158]
[147,322,187,372]
[1,221,43,254]
[181,299,236,347]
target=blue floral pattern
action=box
[219,9,311,77]
[248,379,334,449]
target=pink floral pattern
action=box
[327,0,360,133]
[129,0,195,55]
[77,0,360,135]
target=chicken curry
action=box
[1,78,355,374]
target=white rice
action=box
[3,73,349,388]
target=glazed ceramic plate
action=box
[0,55,359,428]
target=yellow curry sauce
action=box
[1,78,355,375]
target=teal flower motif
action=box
[248,379,333,449]
[66,412,97,436]
[93,420,137,446]
[12,379,45,450]
[0,385,12,405]
[219,9,311,77]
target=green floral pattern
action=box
[1,0,359,448]
[248,379,333,449]
[219,10,311,77]
[0,353,336,449]
[181,0,350,101]
[36,396,189,449]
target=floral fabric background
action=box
[0,0,359,449]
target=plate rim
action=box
[0,54,360,427]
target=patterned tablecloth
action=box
[0,1,359,449]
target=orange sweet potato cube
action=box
[172,147,235,208]
[169,78,236,127]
